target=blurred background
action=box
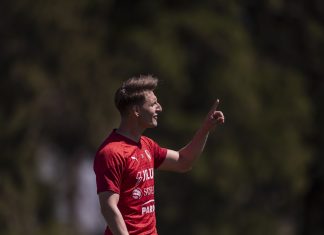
[1,0,324,235]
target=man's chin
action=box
[148,122,158,128]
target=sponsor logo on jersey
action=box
[132,186,154,200]
[141,200,155,215]
[132,188,142,199]
[136,168,154,185]
[143,186,154,196]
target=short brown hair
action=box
[115,75,158,115]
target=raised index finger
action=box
[211,99,220,111]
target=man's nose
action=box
[157,103,162,112]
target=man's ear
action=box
[132,105,140,117]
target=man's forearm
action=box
[179,124,210,167]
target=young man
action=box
[93,75,225,235]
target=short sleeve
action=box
[144,138,167,169]
[93,149,125,194]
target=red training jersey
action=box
[94,130,167,235]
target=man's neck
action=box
[116,122,144,143]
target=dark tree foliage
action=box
[1,0,323,234]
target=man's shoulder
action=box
[141,135,157,146]
[95,131,125,156]
[97,137,126,156]
[141,135,153,142]
[94,142,129,168]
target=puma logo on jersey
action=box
[130,150,152,163]
[131,156,138,162]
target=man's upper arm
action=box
[98,191,130,235]
[99,191,120,211]
[158,149,191,172]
